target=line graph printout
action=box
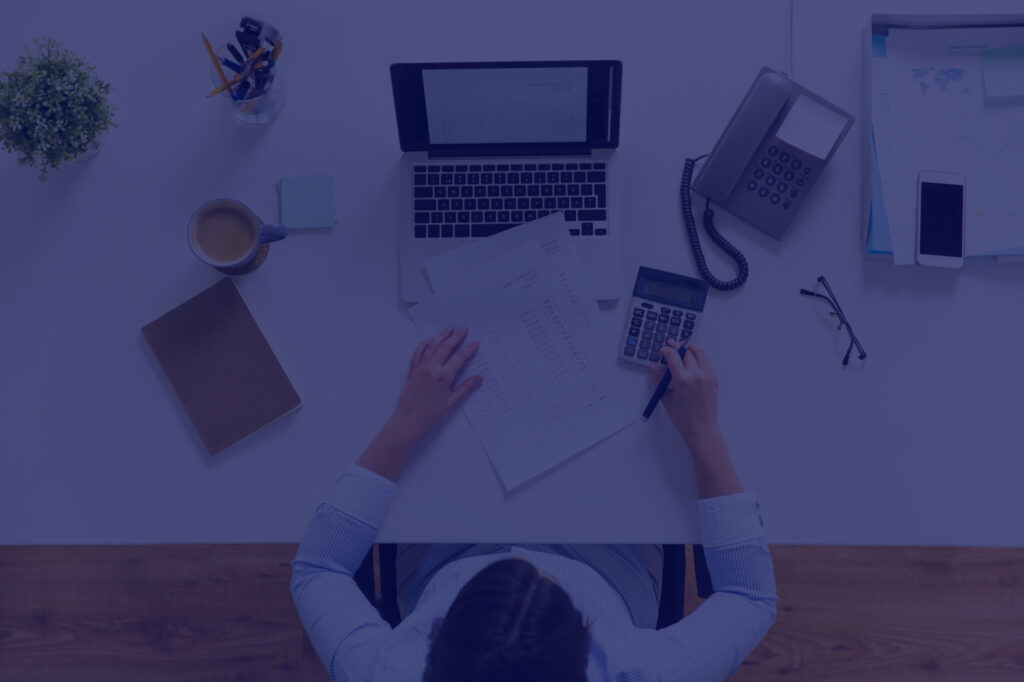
[409,240,632,490]
[883,27,1024,261]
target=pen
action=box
[640,345,686,422]
[221,57,242,74]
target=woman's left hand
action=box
[388,326,483,443]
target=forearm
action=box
[355,417,419,482]
[686,426,743,499]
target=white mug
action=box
[187,198,286,274]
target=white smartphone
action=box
[915,171,965,269]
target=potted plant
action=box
[0,38,116,180]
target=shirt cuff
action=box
[321,463,397,529]
[698,492,766,547]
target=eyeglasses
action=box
[799,276,866,366]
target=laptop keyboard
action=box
[412,161,607,239]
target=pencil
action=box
[272,38,283,62]
[202,33,230,89]
[208,74,243,97]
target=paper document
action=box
[882,27,1024,263]
[409,240,633,490]
[423,214,607,340]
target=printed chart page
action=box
[423,214,607,341]
[409,240,633,490]
[883,27,1024,262]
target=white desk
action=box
[2,0,1022,546]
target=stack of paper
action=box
[409,215,634,490]
[868,26,1024,263]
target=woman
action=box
[291,326,777,681]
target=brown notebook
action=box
[142,278,301,455]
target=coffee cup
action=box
[187,199,287,274]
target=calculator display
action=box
[638,280,703,307]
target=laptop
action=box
[391,60,623,302]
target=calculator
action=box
[620,267,709,366]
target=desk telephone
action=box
[682,67,855,290]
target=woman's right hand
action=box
[649,340,722,448]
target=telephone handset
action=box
[682,67,855,290]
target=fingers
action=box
[446,338,480,377]
[647,362,672,390]
[422,326,454,360]
[434,326,469,364]
[447,374,483,409]
[660,340,687,378]
[409,340,428,373]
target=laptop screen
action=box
[392,61,621,154]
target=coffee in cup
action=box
[188,199,287,274]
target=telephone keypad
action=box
[743,140,816,214]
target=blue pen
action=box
[641,345,686,421]
[221,57,242,74]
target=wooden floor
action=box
[2,545,1022,681]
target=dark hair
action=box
[423,558,591,682]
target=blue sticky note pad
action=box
[982,46,1024,105]
[280,176,335,229]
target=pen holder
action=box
[210,44,286,126]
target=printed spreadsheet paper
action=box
[423,213,607,340]
[409,239,633,490]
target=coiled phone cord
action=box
[680,156,750,291]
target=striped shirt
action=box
[291,465,777,681]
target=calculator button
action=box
[659,313,670,322]
[772,164,784,175]
[784,170,795,181]
[636,350,648,360]
[656,323,667,333]
[765,176,775,186]
[628,327,640,337]
[644,321,655,331]
[803,167,813,176]
[685,313,696,320]
[684,320,695,329]
[671,310,683,317]
[667,327,679,338]
[768,145,778,156]
[647,311,658,320]
[746,180,757,191]
[754,169,765,180]
[642,330,654,340]
[632,315,644,325]
[796,178,806,187]
[758,187,769,198]
[623,346,636,356]
[640,340,651,350]
[669,317,681,326]
[770,194,781,204]
[791,158,802,170]
[626,336,638,346]
[681,330,692,338]
[641,302,654,309]
[654,333,665,343]
[779,151,790,163]
[660,307,671,313]
[776,182,787,193]
[760,157,771,168]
